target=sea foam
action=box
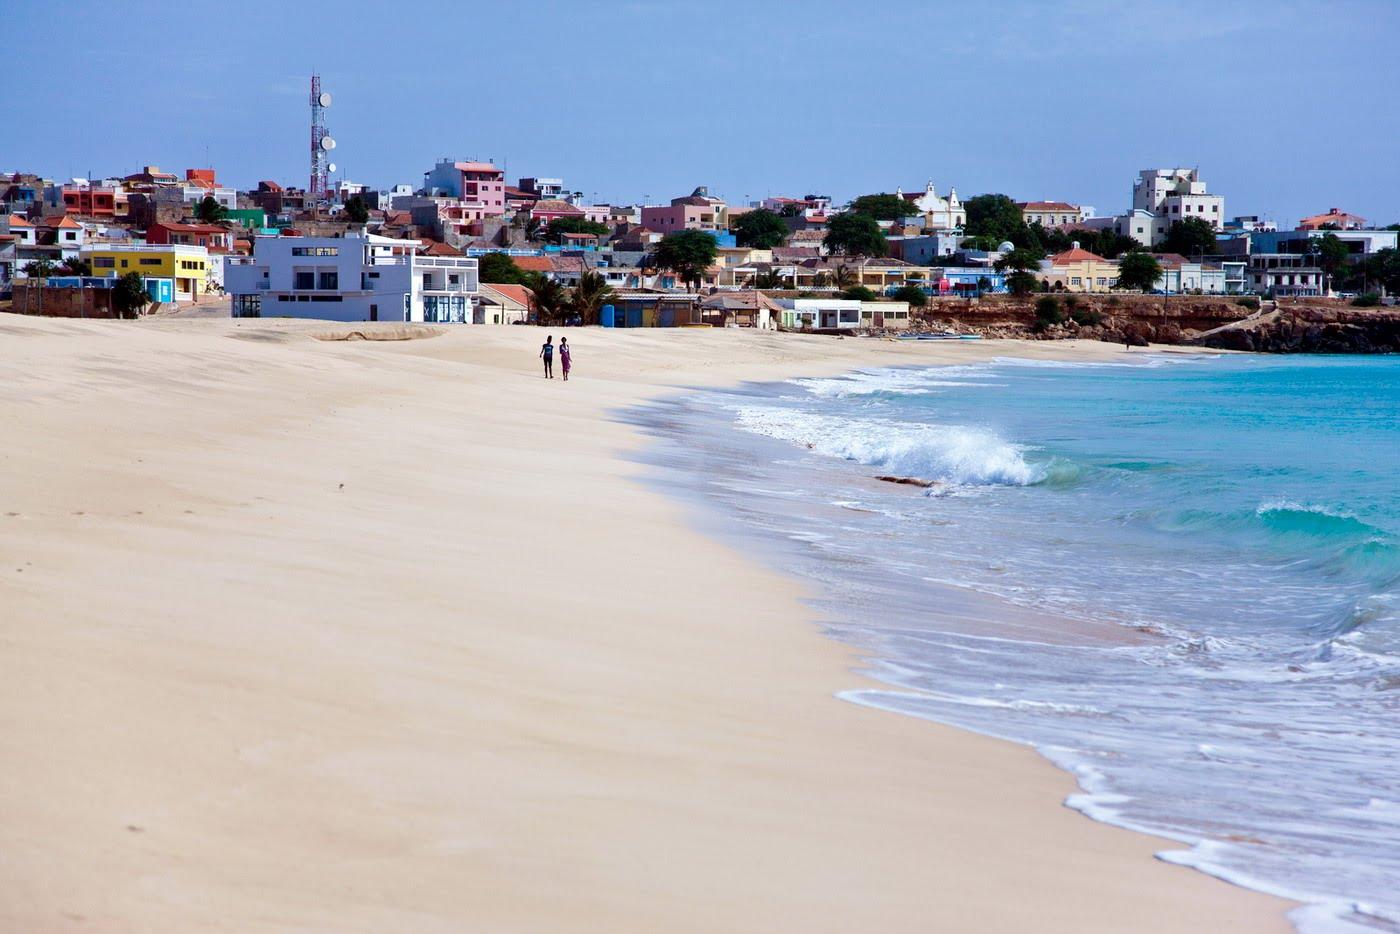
[733,406,1047,487]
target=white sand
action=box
[0,314,1291,932]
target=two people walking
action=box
[539,335,572,380]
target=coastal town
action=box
[6,0,1400,925]
[3,78,1397,347]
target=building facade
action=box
[1132,168,1225,231]
[1018,201,1084,228]
[225,234,480,323]
[82,243,209,302]
[422,160,506,219]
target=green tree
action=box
[478,252,526,284]
[568,270,615,324]
[1117,252,1163,292]
[829,263,857,289]
[548,215,608,243]
[732,208,789,249]
[651,229,719,291]
[194,196,227,224]
[1308,232,1351,292]
[1158,218,1218,257]
[524,273,567,324]
[964,194,1024,242]
[344,195,369,224]
[824,213,887,256]
[753,269,787,290]
[1006,270,1039,296]
[778,202,804,218]
[23,258,58,278]
[1034,295,1065,330]
[891,283,928,307]
[841,285,878,301]
[59,257,92,275]
[1359,248,1400,295]
[112,272,151,318]
[849,193,913,221]
[994,247,1042,275]
[523,216,544,242]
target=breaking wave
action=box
[732,406,1062,487]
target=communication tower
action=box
[309,74,336,199]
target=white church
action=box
[897,180,965,230]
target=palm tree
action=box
[524,216,544,243]
[830,263,856,290]
[526,273,567,324]
[569,271,615,325]
[754,269,785,290]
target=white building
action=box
[777,298,863,330]
[182,183,238,210]
[226,234,480,323]
[1133,168,1225,232]
[898,181,965,230]
[1153,255,1228,294]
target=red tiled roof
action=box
[1050,247,1109,264]
[1018,201,1080,212]
[418,239,461,256]
[7,214,33,227]
[38,215,81,228]
[152,221,226,234]
[512,255,553,272]
[531,199,585,216]
[480,283,534,307]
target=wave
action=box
[732,406,1056,487]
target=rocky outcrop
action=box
[909,295,1398,353]
[1195,307,1400,354]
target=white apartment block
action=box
[1132,168,1225,231]
[226,234,480,323]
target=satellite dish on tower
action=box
[327,163,338,174]
[320,136,336,151]
[318,92,332,108]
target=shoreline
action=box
[0,314,1293,932]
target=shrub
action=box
[1236,296,1260,310]
[841,285,879,302]
[1352,292,1381,307]
[892,284,928,307]
[1070,306,1104,327]
[1034,295,1065,330]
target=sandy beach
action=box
[0,313,1292,932]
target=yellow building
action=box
[1041,246,1119,293]
[82,244,210,302]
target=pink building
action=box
[423,159,506,220]
[640,189,727,232]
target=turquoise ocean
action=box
[632,353,1400,932]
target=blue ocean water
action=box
[632,353,1400,932]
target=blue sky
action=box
[5,0,1397,227]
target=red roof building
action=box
[1298,207,1368,231]
[145,221,232,250]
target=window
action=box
[1071,277,1082,286]
[367,271,379,279]
[294,271,314,290]
[120,259,128,268]
[318,271,338,290]
[94,257,115,268]
[65,232,76,241]
[291,246,338,256]
[139,257,160,266]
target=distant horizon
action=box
[4,0,1397,229]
